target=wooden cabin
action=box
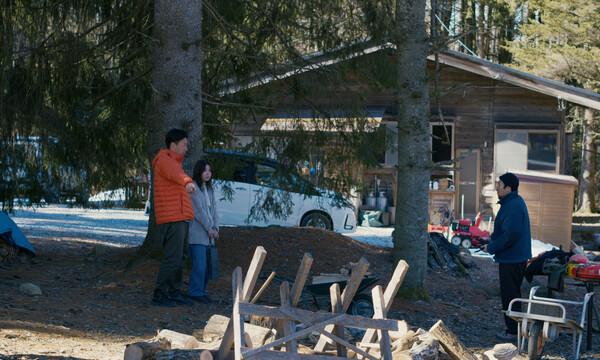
[226,48,600,240]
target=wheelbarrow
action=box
[506,286,593,360]
[266,274,381,318]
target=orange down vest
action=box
[152,149,194,225]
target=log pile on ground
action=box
[427,232,475,273]
[124,246,510,360]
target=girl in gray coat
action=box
[186,159,219,303]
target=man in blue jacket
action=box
[481,172,532,342]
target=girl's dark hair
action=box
[193,159,213,189]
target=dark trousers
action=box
[155,221,190,295]
[499,261,527,334]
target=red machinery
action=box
[450,212,490,248]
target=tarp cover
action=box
[0,212,36,256]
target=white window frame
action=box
[494,128,560,174]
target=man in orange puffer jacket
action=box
[151,128,197,307]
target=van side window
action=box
[233,163,250,183]
[254,163,276,187]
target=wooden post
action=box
[218,246,267,360]
[280,281,297,353]
[372,285,392,360]
[429,319,477,360]
[275,253,313,340]
[357,260,409,358]
[314,257,370,352]
[251,271,277,304]
[232,267,244,360]
[330,283,346,358]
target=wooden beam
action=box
[219,247,268,360]
[242,313,348,359]
[240,347,351,360]
[279,308,377,360]
[232,267,244,360]
[357,260,409,358]
[280,282,297,353]
[237,303,402,331]
[314,257,370,351]
[372,286,391,360]
[329,283,346,358]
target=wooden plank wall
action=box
[234,54,567,218]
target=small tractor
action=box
[450,212,490,248]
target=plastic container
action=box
[376,191,388,210]
[365,192,377,207]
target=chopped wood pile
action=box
[124,246,494,360]
[427,232,475,273]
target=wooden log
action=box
[403,330,438,360]
[123,336,171,360]
[154,349,217,360]
[390,330,417,352]
[427,236,447,268]
[428,320,477,360]
[202,314,273,347]
[157,329,200,349]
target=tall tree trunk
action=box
[577,107,596,213]
[392,0,431,297]
[140,0,203,255]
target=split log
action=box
[123,336,171,360]
[427,236,447,268]
[157,329,200,349]
[202,314,273,346]
[428,320,477,360]
[403,330,438,360]
[390,330,417,352]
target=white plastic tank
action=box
[365,192,377,207]
[376,191,387,210]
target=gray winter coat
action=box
[189,181,219,245]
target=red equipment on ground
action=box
[450,212,491,248]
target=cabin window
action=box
[383,123,454,165]
[495,130,559,173]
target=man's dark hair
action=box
[165,128,188,148]
[193,159,213,190]
[499,172,519,191]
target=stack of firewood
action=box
[427,232,475,273]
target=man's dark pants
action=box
[155,221,190,295]
[499,261,527,334]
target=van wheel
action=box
[301,212,332,230]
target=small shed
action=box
[495,169,578,250]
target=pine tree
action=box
[508,0,600,212]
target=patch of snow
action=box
[9,204,148,247]
[88,188,126,203]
